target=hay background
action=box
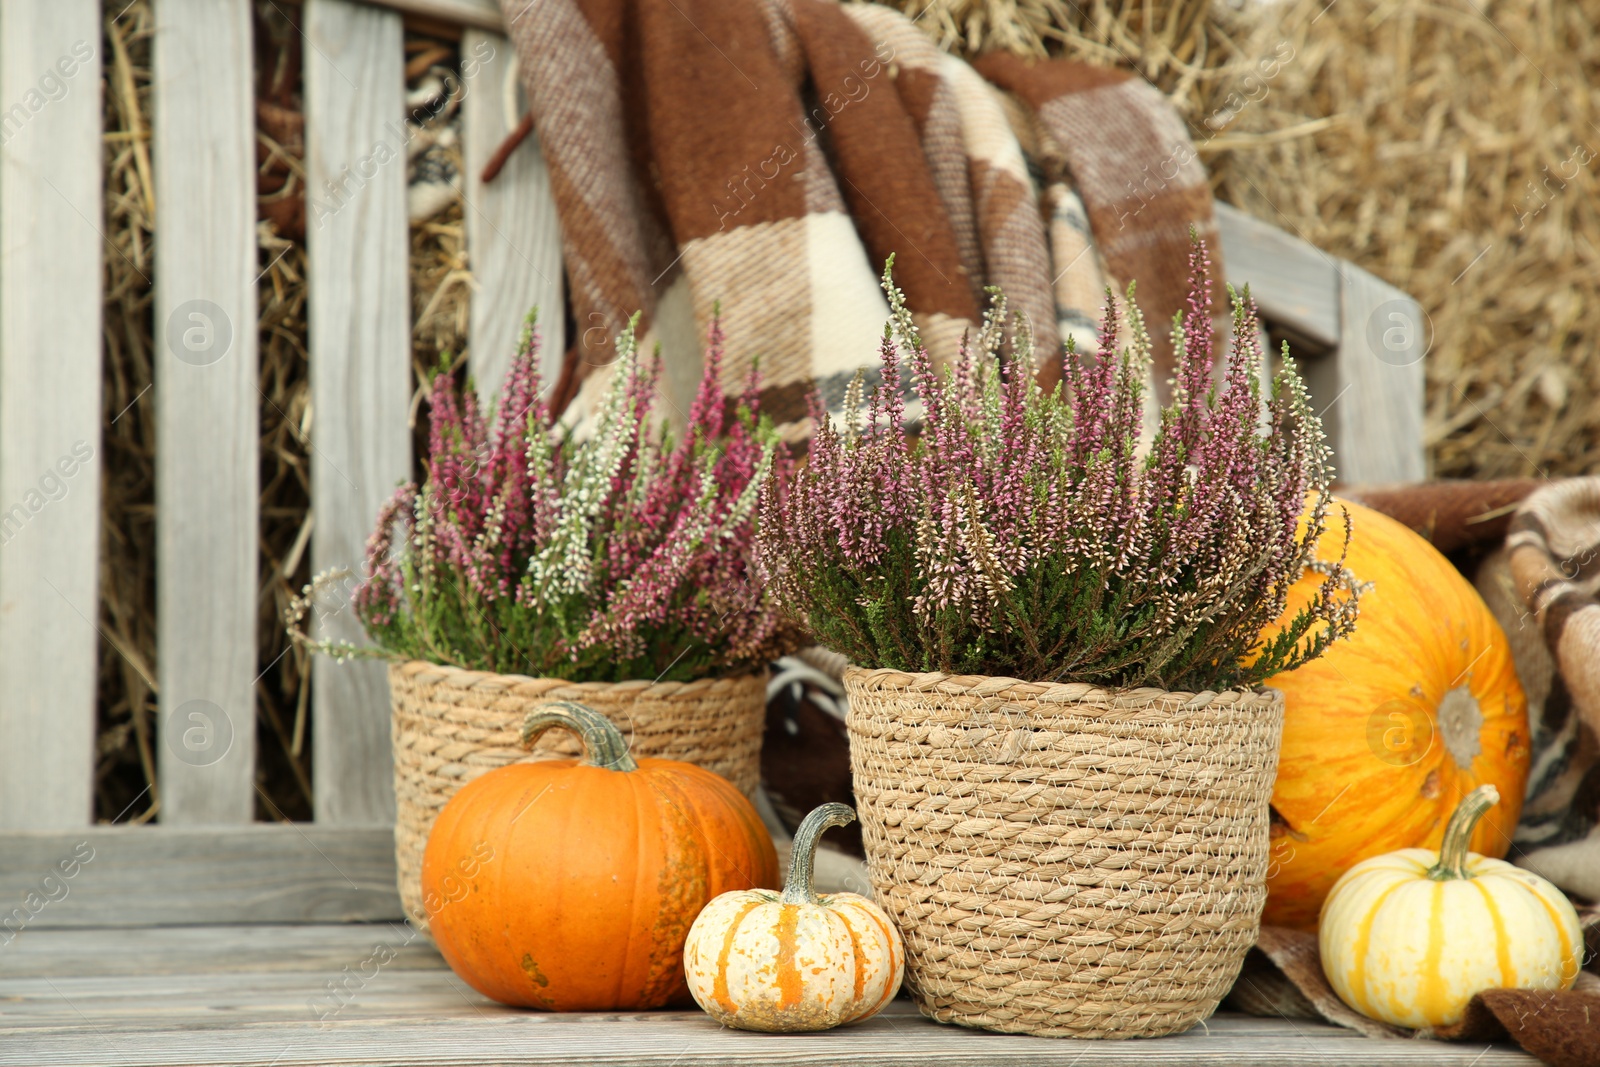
[92,0,1596,816]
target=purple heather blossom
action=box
[343,313,797,682]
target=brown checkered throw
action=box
[1501,478,1600,902]
[496,0,1222,432]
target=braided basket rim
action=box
[392,658,766,697]
[842,665,1284,709]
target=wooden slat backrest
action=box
[0,0,104,830]
[153,0,261,824]
[305,0,411,826]
[461,28,566,394]
[1214,202,1426,484]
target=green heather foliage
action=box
[756,239,1363,691]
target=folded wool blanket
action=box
[495,0,1224,433]
[1491,478,1600,901]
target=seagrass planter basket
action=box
[388,660,766,926]
[843,667,1285,1039]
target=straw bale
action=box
[1204,0,1600,478]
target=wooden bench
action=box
[0,1,1442,1063]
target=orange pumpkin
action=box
[421,700,779,1010]
[1260,498,1529,930]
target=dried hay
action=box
[887,0,1244,120]
[1203,0,1600,478]
[99,0,158,824]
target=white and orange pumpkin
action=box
[1319,785,1583,1029]
[683,803,903,1032]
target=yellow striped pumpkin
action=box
[683,803,903,1032]
[1319,785,1583,1028]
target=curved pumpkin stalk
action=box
[1427,784,1498,881]
[520,700,638,772]
[781,802,855,905]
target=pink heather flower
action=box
[348,311,800,683]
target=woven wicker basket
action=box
[388,660,766,927]
[844,667,1284,1039]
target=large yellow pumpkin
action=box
[1261,498,1529,930]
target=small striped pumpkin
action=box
[683,803,903,1032]
[1319,785,1583,1028]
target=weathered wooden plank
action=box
[462,28,565,400]
[1214,202,1339,351]
[0,922,445,978]
[152,0,260,824]
[354,0,503,31]
[304,0,412,825]
[0,827,401,928]
[0,2,103,830]
[0,1002,1535,1066]
[0,969,495,1025]
[1322,265,1428,484]
[0,922,1539,1064]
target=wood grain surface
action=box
[461,27,565,403]
[152,0,261,824]
[0,923,1536,1066]
[0,0,103,830]
[0,827,400,927]
[304,0,412,826]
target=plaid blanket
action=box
[496,0,1221,433]
[1497,478,1600,900]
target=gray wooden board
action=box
[305,0,412,826]
[0,1000,1537,1066]
[0,922,443,978]
[0,0,103,829]
[462,27,565,402]
[0,924,1538,1066]
[1213,202,1340,351]
[357,0,503,30]
[0,828,401,928]
[152,0,261,824]
[1331,264,1428,484]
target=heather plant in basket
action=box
[756,238,1362,691]
[335,315,796,683]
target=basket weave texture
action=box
[388,660,766,926]
[844,667,1284,1039]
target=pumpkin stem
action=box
[1427,784,1499,881]
[520,701,638,772]
[781,803,856,906]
